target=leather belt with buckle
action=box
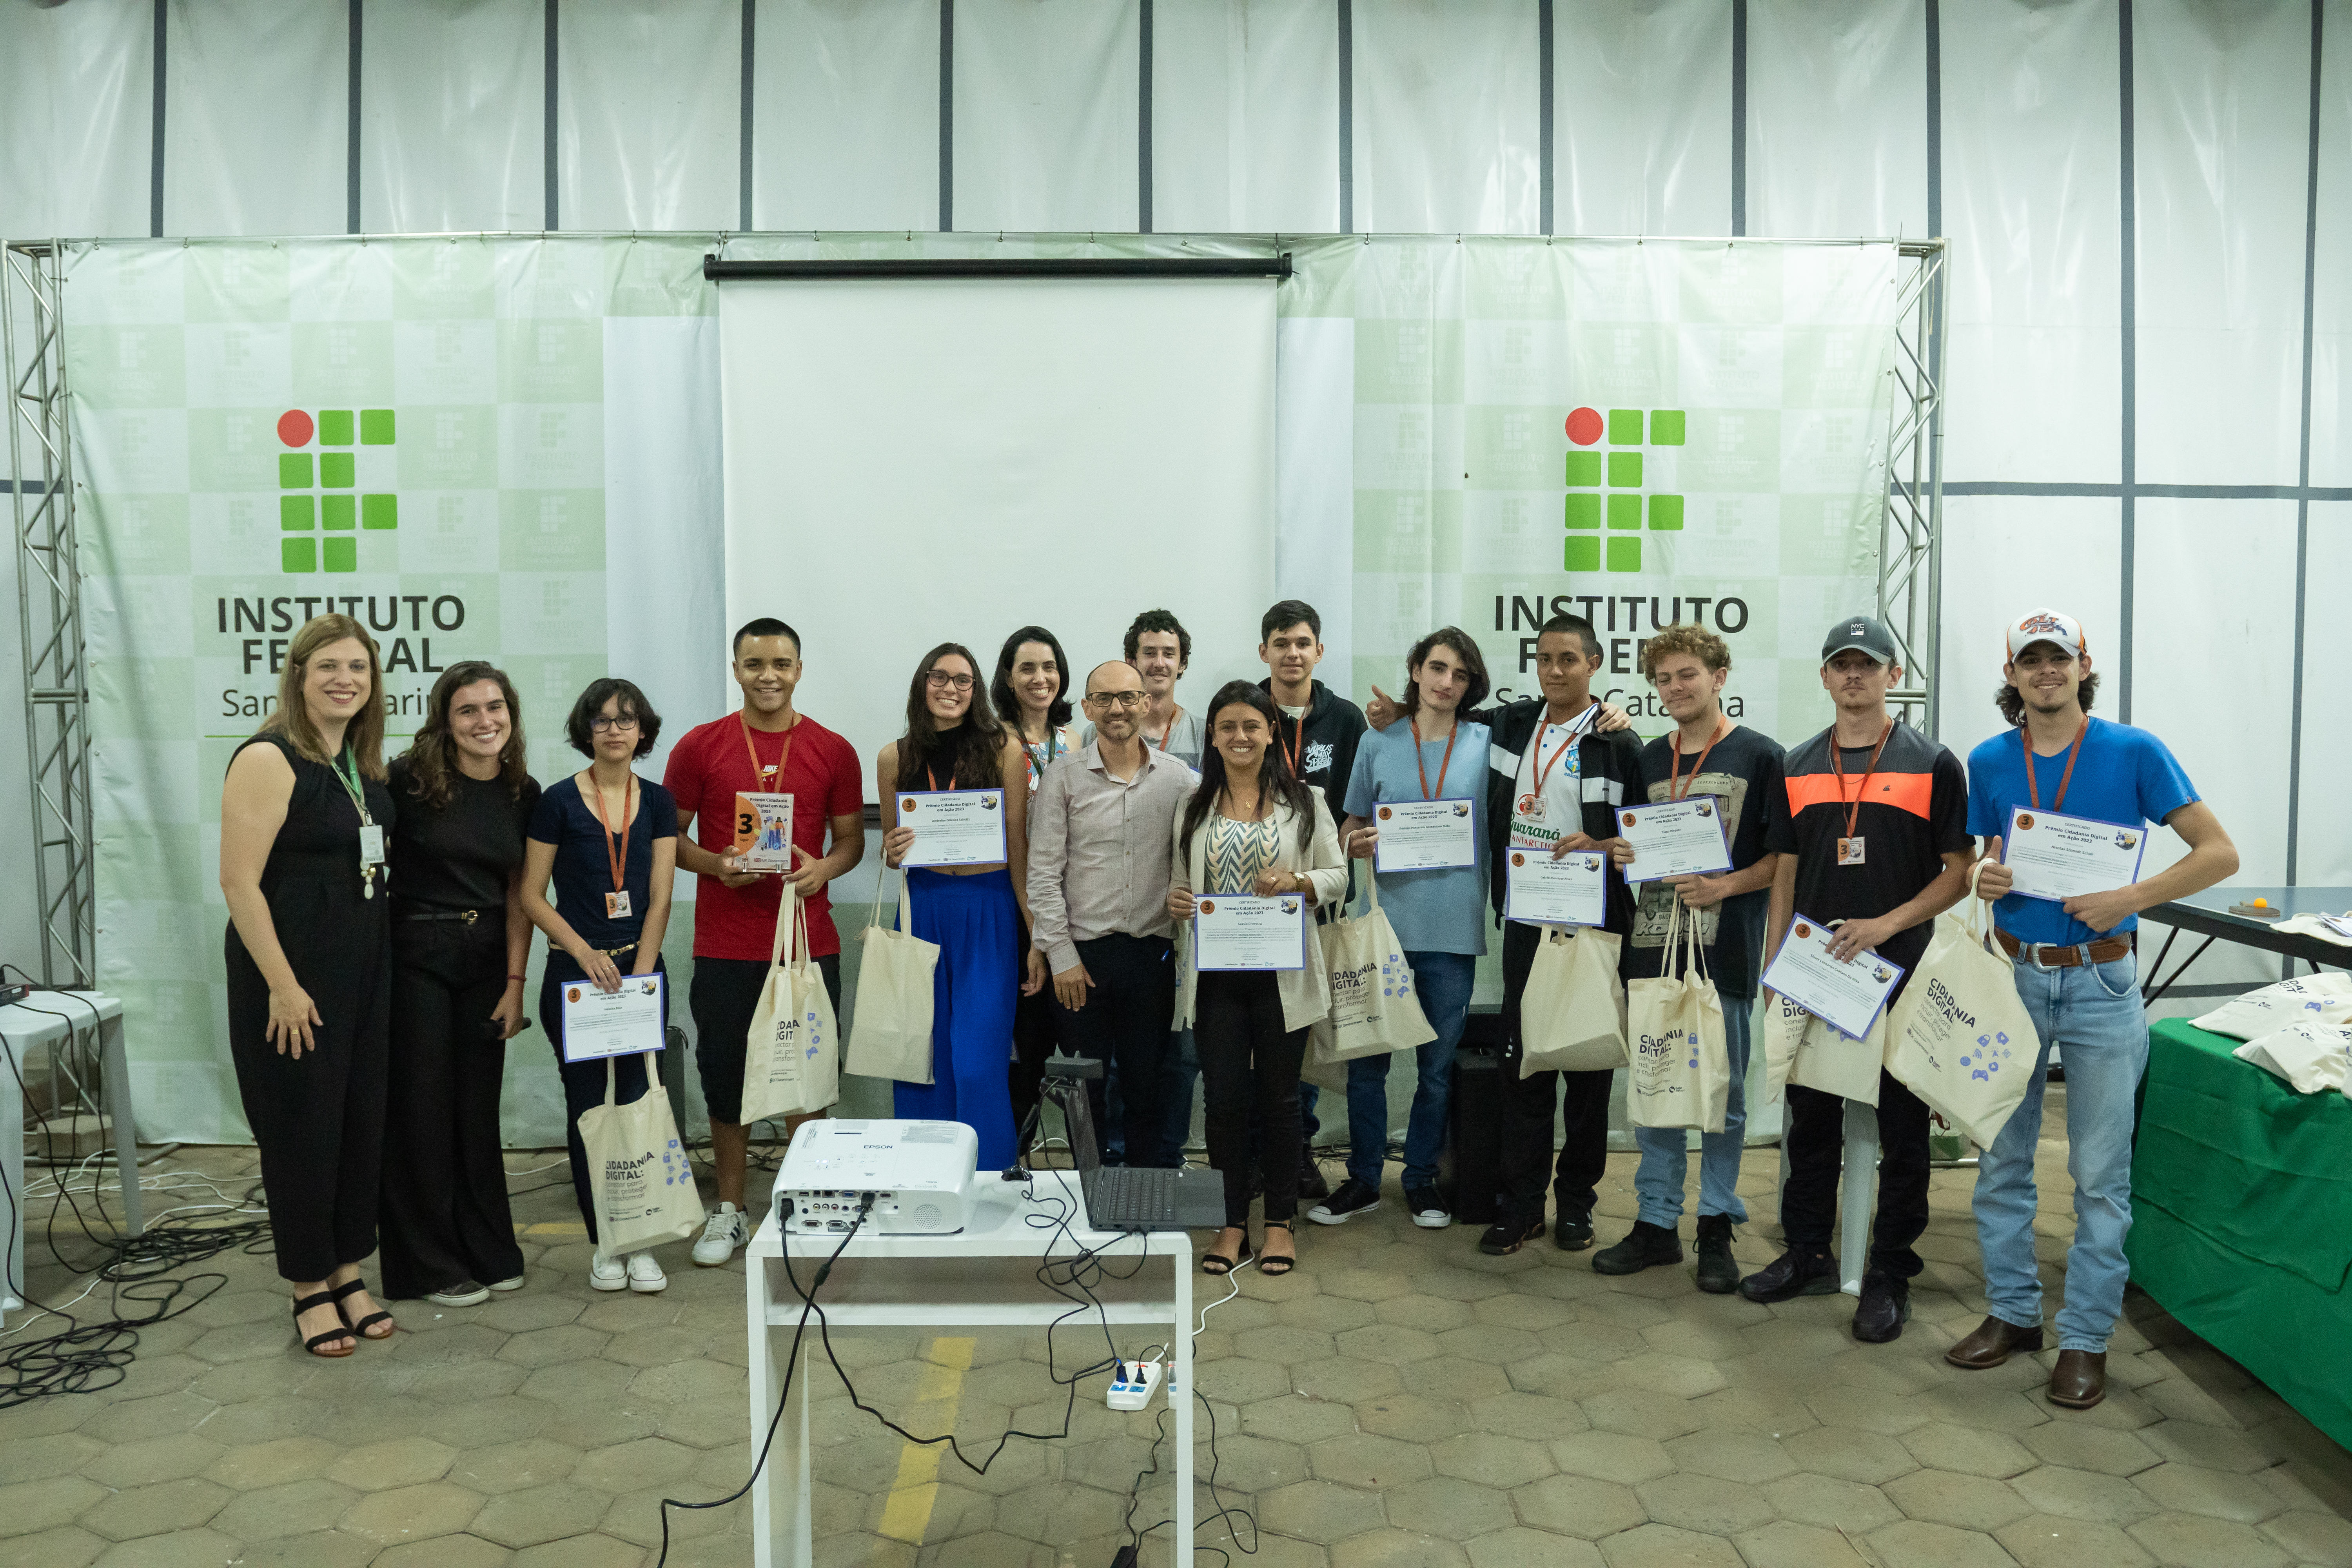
[398,907,490,924]
[1994,927,2133,969]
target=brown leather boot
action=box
[1944,1314,2045,1370]
[2049,1349,2107,1408]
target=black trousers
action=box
[688,953,843,1126]
[1194,970,1307,1226]
[378,918,528,1298]
[1782,1071,1934,1279]
[1051,933,1176,1168]
[541,962,667,1247]
[1497,919,1613,1225]
[1009,917,1059,1152]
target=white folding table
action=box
[744,1168,1195,1566]
[0,992,140,1330]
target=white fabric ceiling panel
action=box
[1746,0,1927,240]
[2309,0,2350,487]
[2132,0,2308,487]
[2295,503,2350,885]
[557,0,739,232]
[361,0,543,235]
[1936,494,2123,747]
[1551,0,1733,238]
[953,0,1140,232]
[754,0,938,230]
[163,0,345,238]
[2131,497,2297,892]
[0,0,153,242]
[1350,0,1541,235]
[1940,0,2123,485]
[1151,0,1340,233]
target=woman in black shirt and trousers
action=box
[379,663,541,1306]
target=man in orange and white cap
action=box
[1945,608,2238,1410]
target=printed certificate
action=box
[1504,848,1608,928]
[2004,806,2147,903]
[1373,798,1479,872]
[1760,914,1904,1042]
[559,973,668,1063]
[731,791,795,872]
[1193,895,1307,971]
[897,789,1009,867]
[1615,797,1733,883]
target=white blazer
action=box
[1171,791,1351,1034]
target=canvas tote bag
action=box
[846,868,941,1084]
[1885,862,2042,1147]
[1310,870,1437,1067]
[740,885,843,1120]
[1786,917,1894,1106]
[2192,973,2352,1040]
[1625,899,1731,1133]
[1518,924,1629,1077]
[578,1050,704,1254]
[1762,989,1813,1103]
[2233,1022,2352,1094]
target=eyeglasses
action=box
[1084,691,1147,709]
[924,671,976,691]
[589,715,640,732]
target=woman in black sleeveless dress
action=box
[220,614,398,1357]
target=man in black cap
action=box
[1744,615,1975,1343]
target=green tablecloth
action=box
[2129,1017,2352,1448]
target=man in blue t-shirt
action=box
[1949,608,2238,1412]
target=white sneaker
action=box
[693,1203,750,1267]
[626,1251,668,1294]
[486,1274,526,1292]
[589,1252,628,1292]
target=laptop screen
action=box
[1044,1076,1103,1210]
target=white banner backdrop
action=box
[68,231,1895,1144]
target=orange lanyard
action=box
[1669,718,1730,801]
[1830,721,1895,841]
[926,764,956,793]
[1278,713,1305,777]
[740,709,795,791]
[1147,704,1183,753]
[1530,704,1593,797]
[584,773,636,895]
[2023,718,2088,813]
[1410,716,1460,800]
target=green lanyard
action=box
[329,746,384,898]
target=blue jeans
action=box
[1345,950,1476,1192]
[1632,994,1753,1227]
[1972,951,2146,1353]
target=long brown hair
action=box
[261,614,388,779]
[894,642,1009,791]
[399,661,530,809]
[1179,682,1317,859]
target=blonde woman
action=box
[220,613,399,1357]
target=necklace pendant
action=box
[363,879,376,900]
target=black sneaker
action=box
[1478,1214,1546,1256]
[1307,1177,1381,1225]
[1404,1186,1451,1229]
[1591,1220,1683,1276]
[1693,1214,1739,1295]
[1298,1149,1331,1202]
[1852,1271,1911,1343]
[1738,1247,1839,1303]
[1553,1206,1595,1252]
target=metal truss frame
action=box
[4,240,95,987]
[1883,240,1948,737]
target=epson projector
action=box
[774,1120,980,1237]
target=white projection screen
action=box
[717,276,1278,795]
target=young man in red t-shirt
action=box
[662,618,866,1265]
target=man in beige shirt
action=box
[1028,660,1200,1168]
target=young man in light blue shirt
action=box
[1311,628,1492,1229]
[1949,608,2237,1412]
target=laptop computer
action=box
[1043,1074,1227,1232]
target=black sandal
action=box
[292,1290,356,1358]
[1258,1221,1297,1278]
[329,1277,396,1341]
[1202,1227,1253,1276]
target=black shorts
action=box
[690,953,844,1125]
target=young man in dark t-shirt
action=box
[1747,615,1973,1344]
[662,618,866,1266]
[1594,624,1784,1293]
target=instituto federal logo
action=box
[1562,405,1684,574]
[275,407,397,573]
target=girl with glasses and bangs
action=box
[875,644,1036,1169]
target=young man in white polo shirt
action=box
[1948,609,2237,1410]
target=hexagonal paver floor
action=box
[2,1105,2347,1567]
